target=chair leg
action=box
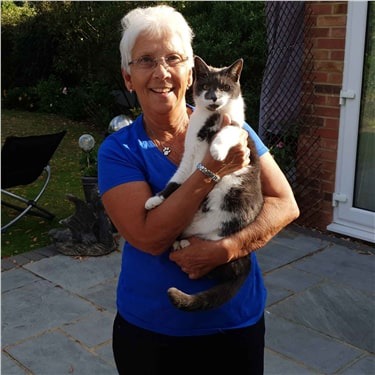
[1,166,55,232]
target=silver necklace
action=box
[146,120,188,157]
[148,128,172,156]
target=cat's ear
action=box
[226,59,244,82]
[194,55,209,78]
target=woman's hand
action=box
[169,236,231,279]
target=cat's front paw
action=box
[145,195,164,210]
[172,239,190,251]
[210,143,228,161]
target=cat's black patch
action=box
[160,182,181,200]
[201,197,210,213]
[221,186,245,212]
[219,218,246,237]
[197,113,220,142]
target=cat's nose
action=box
[207,93,217,102]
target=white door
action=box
[327,1,375,243]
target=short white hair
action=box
[119,5,194,72]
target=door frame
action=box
[327,1,374,243]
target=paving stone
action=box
[24,252,121,293]
[264,349,319,375]
[294,244,375,294]
[1,353,28,375]
[339,355,375,374]
[269,281,375,353]
[96,342,116,368]
[257,239,324,273]
[264,279,293,307]
[272,229,330,252]
[6,330,117,375]
[1,267,40,293]
[1,258,18,271]
[21,250,46,262]
[62,311,114,347]
[80,278,118,313]
[2,279,97,346]
[264,266,322,292]
[4,254,30,267]
[265,312,363,373]
[33,245,59,257]
[2,227,373,373]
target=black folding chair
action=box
[1,130,67,232]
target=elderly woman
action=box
[98,5,299,375]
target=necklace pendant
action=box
[163,146,171,156]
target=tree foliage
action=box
[2,1,266,126]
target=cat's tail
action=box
[167,258,250,312]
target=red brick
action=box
[321,148,337,161]
[331,27,346,38]
[332,3,348,14]
[321,138,338,150]
[317,128,339,139]
[314,94,327,105]
[326,95,339,106]
[315,60,344,72]
[313,71,329,83]
[311,27,331,38]
[330,50,345,60]
[309,3,333,15]
[328,72,344,84]
[317,15,346,27]
[324,118,340,129]
[322,181,335,193]
[316,38,346,49]
[312,49,330,60]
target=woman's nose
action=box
[153,63,171,79]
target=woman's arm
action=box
[169,151,300,279]
[101,124,250,256]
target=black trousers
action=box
[112,312,265,375]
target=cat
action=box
[145,56,264,312]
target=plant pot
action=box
[81,176,98,203]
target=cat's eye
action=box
[202,84,209,90]
[222,84,231,92]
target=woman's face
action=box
[122,32,193,117]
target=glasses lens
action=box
[165,54,183,67]
[138,56,155,69]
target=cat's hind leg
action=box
[172,239,190,251]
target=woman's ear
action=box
[122,68,133,92]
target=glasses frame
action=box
[128,55,189,70]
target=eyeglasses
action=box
[128,54,189,70]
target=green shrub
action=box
[2,86,39,111]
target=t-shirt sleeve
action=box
[98,135,146,196]
[243,123,269,157]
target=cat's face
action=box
[193,56,243,111]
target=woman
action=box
[98,5,299,374]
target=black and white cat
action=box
[145,56,263,312]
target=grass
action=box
[1,109,105,258]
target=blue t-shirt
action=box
[98,113,268,336]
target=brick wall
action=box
[302,2,347,230]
